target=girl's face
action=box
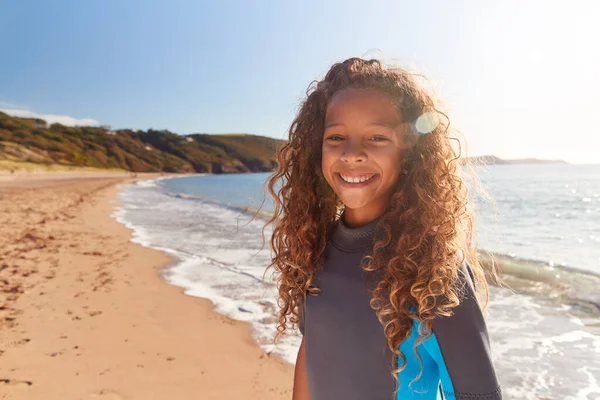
[321,87,413,226]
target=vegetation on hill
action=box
[0,112,285,173]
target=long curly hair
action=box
[260,57,499,391]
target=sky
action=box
[1,1,599,164]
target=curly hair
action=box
[259,57,499,391]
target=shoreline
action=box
[0,171,293,399]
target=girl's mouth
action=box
[335,173,379,188]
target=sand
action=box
[0,172,294,400]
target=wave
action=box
[478,251,600,314]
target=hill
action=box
[0,112,285,173]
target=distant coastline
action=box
[464,155,568,165]
[1,111,570,173]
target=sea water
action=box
[113,163,600,400]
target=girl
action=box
[263,57,502,400]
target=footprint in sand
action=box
[5,338,31,348]
[89,389,130,399]
[0,378,33,387]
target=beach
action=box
[0,172,293,399]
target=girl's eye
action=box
[370,136,388,142]
[325,135,388,142]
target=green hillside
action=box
[0,112,285,173]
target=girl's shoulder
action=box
[458,260,476,294]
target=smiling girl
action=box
[263,57,502,400]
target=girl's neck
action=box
[342,207,386,228]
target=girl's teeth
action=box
[341,174,374,183]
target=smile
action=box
[336,173,379,187]
[340,173,376,183]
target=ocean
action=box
[113,163,600,400]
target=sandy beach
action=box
[0,172,293,399]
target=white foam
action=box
[566,367,600,400]
[135,179,158,188]
[486,287,600,399]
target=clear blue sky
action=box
[1,1,598,163]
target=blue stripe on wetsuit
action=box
[395,262,502,399]
[396,319,446,399]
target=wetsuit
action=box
[298,211,502,400]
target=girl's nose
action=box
[340,140,367,163]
